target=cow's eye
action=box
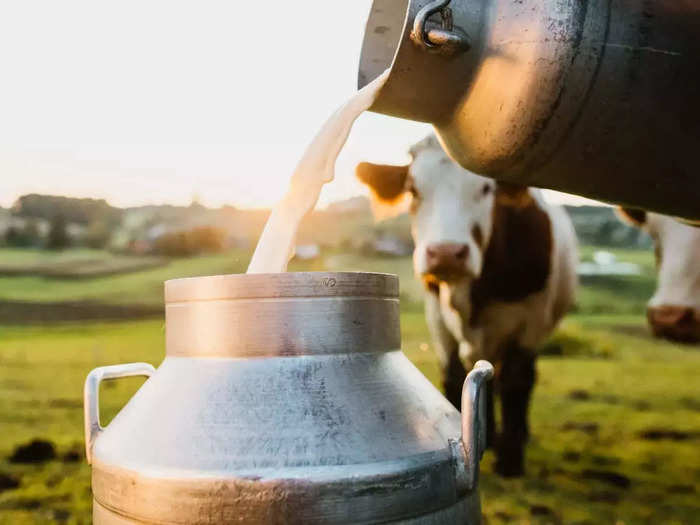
[482,184,492,196]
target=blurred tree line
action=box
[152,227,225,256]
[564,206,652,248]
[12,194,122,226]
[4,195,121,250]
[2,194,226,254]
[1,193,651,255]
[4,219,41,248]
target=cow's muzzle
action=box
[424,243,470,281]
[647,305,700,343]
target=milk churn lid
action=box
[165,271,399,303]
[163,272,402,359]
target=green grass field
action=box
[0,250,246,306]
[0,248,166,279]
[0,247,698,524]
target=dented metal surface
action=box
[85,273,492,523]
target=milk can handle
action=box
[83,363,155,464]
[411,0,471,54]
[453,360,494,492]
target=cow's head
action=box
[357,136,527,289]
[618,208,700,343]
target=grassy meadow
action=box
[0,246,698,524]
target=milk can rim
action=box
[164,272,399,303]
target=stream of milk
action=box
[247,70,389,274]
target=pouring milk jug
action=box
[359,0,700,220]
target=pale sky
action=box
[0,0,597,210]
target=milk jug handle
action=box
[411,0,471,55]
[83,363,155,464]
[456,360,494,492]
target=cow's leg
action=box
[443,348,467,410]
[495,345,536,477]
[425,292,463,409]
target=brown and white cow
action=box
[357,135,577,476]
[618,208,700,343]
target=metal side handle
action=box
[451,360,494,493]
[83,362,155,464]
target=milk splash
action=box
[247,70,389,274]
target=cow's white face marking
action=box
[619,208,700,341]
[644,213,700,309]
[408,140,495,281]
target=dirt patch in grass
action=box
[0,473,20,492]
[529,503,555,516]
[581,469,631,489]
[568,389,591,400]
[61,449,82,463]
[0,494,70,511]
[591,455,621,467]
[587,490,622,503]
[48,399,83,409]
[9,439,56,464]
[667,484,695,495]
[639,428,700,441]
[562,421,599,435]
[540,325,614,359]
[563,451,581,462]
[680,397,700,411]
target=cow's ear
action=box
[495,182,532,208]
[356,162,411,219]
[617,207,647,227]
[356,162,409,201]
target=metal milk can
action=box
[84,272,494,524]
[359,0,700,220]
